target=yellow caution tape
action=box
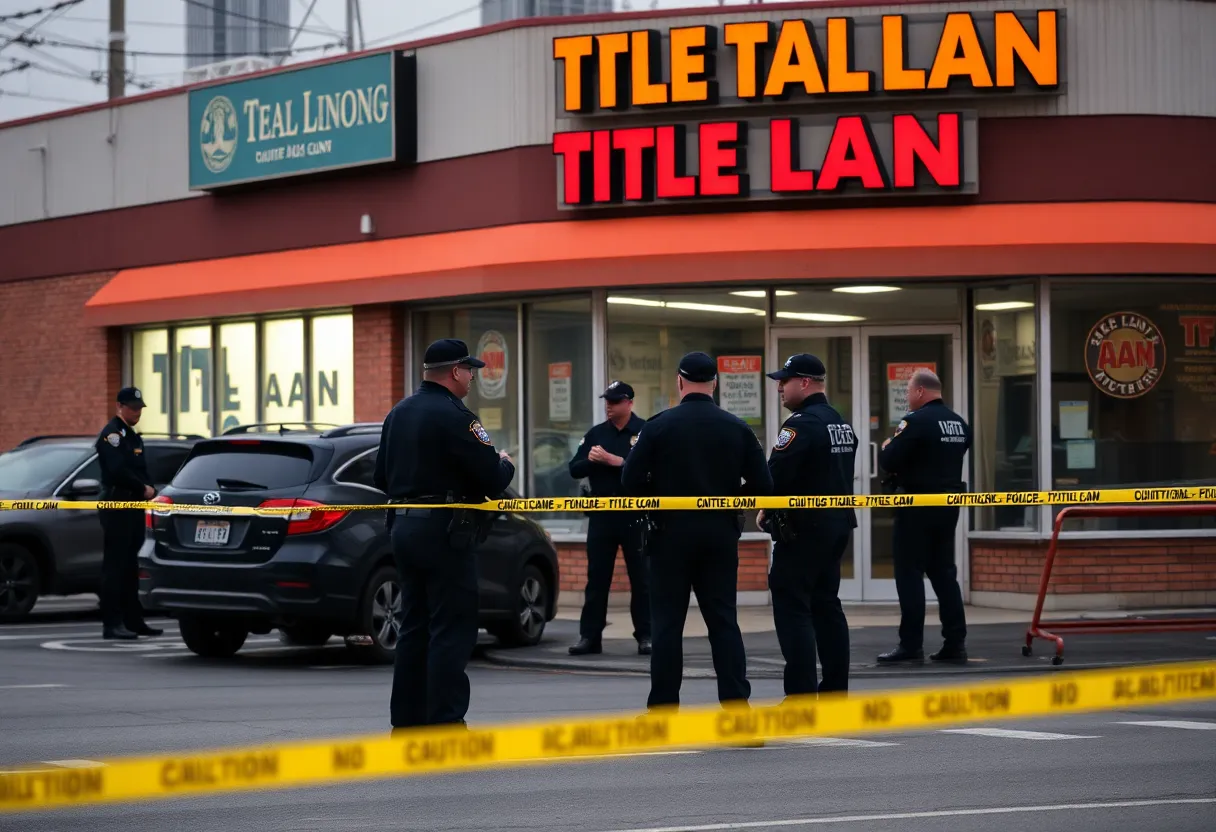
[1,660,1213,812]
[1,487,1215,515]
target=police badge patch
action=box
[630,434,638,446]
[105,433,120,447]
[894,419,908,436]
[470,420,493,446]
[775,427,796,450]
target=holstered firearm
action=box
[636,512,658,555]
[761,509,798,544]
[446,491,494,550]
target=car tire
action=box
[0,543,40,623]
[278,625,333,647]
[489,561,550,648]
[347,565,400,665]
[179,615,248,659]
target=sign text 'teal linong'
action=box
[550,10,1063,208]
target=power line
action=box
[0,0,84,25]
[364,4,482,47]
[0,88,93,104]
[0,60,31,79]
[12,32,345,59]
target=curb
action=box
[478,650,1216,679]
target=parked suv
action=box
[0,433,200,622]
[139,422,559,662]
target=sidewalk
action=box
[481,604,1216,678]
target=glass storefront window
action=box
[1049,281,1216,531]
[972,285,1038,531]
[775,285,961,325]
[606,288,767,531]
[413,305,521,494]
[173,324,213,438]
[312,314,354,426]
[131,329,170,436]
[262,318,306,425]
[526,296,593,534]
[218,322,257,434]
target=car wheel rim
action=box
[518,576,546,640]
[371,579,402,649]
[0,555,34,614]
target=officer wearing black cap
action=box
[95,387,162,640]
[621,352,773,711]
[374,338,515,731]
[760,354,857,696]
[876,368,971,665]
[566,380,651,657]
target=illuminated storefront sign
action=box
[550,10,1063,208]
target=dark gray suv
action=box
[0,434,200,622]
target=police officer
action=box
[567,380,651,657]
[876,368,971,665]
[96,387,163,640]
[374,338,515,731]
[621,352,773,710]
[759,354,857,696]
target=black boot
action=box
[568,638,602,655]
[103,625,138,640]
[930,643,968,663]
[637,638,652,656]
[129,622,164,637]
[876,645,924,663]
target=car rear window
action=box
[172,441,316,490]
[0,445,91,491]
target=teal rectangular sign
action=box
[188,51,415,190]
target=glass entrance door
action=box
[769,326,964,602]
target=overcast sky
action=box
[0,0,790,123]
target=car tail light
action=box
[257,498,348,535]
[146,495,173,529]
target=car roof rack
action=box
[320,422,384,438]
[136,432,205,440]
[221,422,340,436]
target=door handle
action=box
[869,441,878,477]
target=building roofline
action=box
[0,0,1046,130]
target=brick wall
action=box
[0,272,118,451]
[352,304,405,423]
[971,538,1216,596]
[557,539,772,594]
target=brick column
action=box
[353,304,405,423]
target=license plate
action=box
[194,520,230,545]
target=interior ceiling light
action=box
[831,286,902,294]
[730,290,796,297]
[606,297,664,307]
[607,297,764,315]
[975,301,1035,311]
[775,311,866,322]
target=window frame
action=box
[123,307,354,439]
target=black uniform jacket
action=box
[877,398,972,494]
[768,392,859,533]
[620,392,773,533]
[95,416,152,501]
[568,413,645,498]
[374,381,515,502]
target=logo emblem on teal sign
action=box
[200,95,239,174]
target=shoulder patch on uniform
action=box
[630,434,638,446]
[578,437,584,447]
[894,419,908,436]
[470,420,493,446]
[774,427,796,450]
[105,433,120,447]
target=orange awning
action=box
[84,201,1216,326]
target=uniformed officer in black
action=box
[876,368,971,664]
[567,380,651,657]
[621,352,773,710]
[759,354,857,696]
[374,338,515,730]
[95,387,163,640]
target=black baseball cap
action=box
[767,353,827,381]
[600,380,634,402]
[117,386,146,408]
[422,338,486,370]
[677,351,717,383]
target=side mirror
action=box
[67,478,102,497]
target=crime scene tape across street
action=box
[2,486,1216,516]
[1,660,1213,813]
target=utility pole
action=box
[345,0,354,52]
[107,0,125,100]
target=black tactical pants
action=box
[390,513,479,729]
[99,508,147,630]
[893,506,967,652]
[579,515,650,643]
[770,526,851,696]
[647,523,749,708]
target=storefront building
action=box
[2,0,1214,611]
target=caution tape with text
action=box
[1,660,1213,813]
[2,487,1216,516]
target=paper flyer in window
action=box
[887,362,936,425]
[548,361,572,422]
[717,356,762,422]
